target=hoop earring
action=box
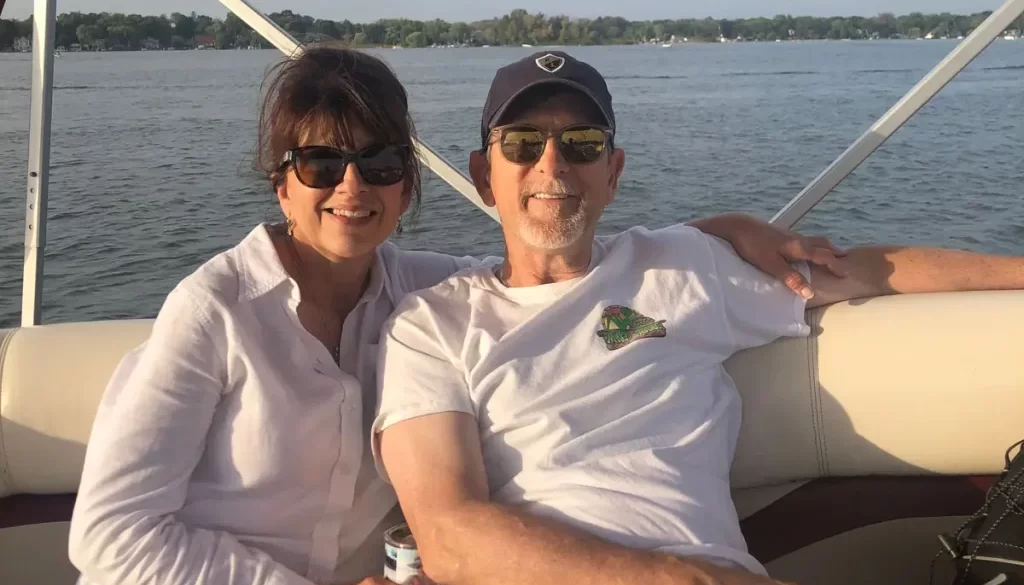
[286,217,296,237]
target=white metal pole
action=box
[21,0,57,327]
[771,0,1024,229]
[218,0,499,222]
[218,0,301,57]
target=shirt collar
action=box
[236,223,388,305]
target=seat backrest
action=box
[727,289,1024,488]
[725,290,1024,584]
[2,291,1023,497]
[2,292,1023,585]
[0,320,154,497]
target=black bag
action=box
[932,439,1024,585]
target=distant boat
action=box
[522,43,533,47]
[661,43,672,48]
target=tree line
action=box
[1,9,1022,51]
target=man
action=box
[371,51,1024,585]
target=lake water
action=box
[1,41,1022,327]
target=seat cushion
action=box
[765,516,964,585]
[0,320,153,496]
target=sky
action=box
[0,0,1004,22]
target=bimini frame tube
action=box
[771,0,1024,228]
[21,0,57,326]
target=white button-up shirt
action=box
[69,224,480,585]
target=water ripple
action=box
[1,44,1023,327]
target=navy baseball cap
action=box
[480,51,615,149]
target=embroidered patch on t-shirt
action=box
[596,305,667,350]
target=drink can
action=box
[384,523,421,584]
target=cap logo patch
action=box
[535,53,565,73]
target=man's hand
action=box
[689,212,846,300]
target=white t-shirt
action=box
[372,224,810,576]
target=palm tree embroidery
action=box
[595,305,667,350]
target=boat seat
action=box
[2,291,1023,585]
[0,319,154,585]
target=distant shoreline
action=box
[5,36,1022,55]
[1,9,1021,53]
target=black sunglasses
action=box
[283,144,410,188]
[490,124,613,165]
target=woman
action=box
[68,45,841,585]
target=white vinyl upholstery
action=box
[0,320,153,497]
[1,291,1022,585]
[3,292,1023,497]
[726,290,1024,491]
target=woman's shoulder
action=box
[170,225,286,317]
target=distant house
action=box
[14,37,31,52]
[141,38,161,50]
[194,35,216,49]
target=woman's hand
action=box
[689,212,847,300]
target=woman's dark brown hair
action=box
[257,44,422,217]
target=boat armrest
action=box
[726,290,1024,489]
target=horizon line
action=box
[0,7,1003,23]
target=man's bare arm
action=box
[807,246,1024,309]
[688,212,846,300]
[380,412,782,585]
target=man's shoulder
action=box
[403,262,493,303]
[378,241,498,296]
[594,223,719,274]
[386,263,494,331]
[598,223,710,251]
